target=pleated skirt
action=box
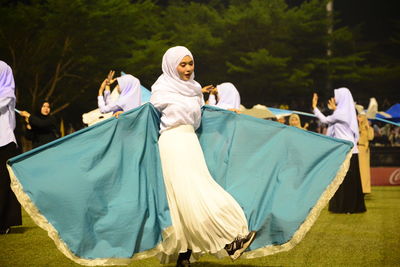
[158,125,249,257]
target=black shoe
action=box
[0,228,10,235]
[176,249,192,267]
[225,231,256,261]
[176,259,190,267]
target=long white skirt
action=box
[158,125,248,259]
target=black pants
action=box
[329,154,366,213]
[0,142,22,229]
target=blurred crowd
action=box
[305,119,399,147]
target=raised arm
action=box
[312,93,338,124]
[97,71,120,113]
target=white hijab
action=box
[150,46,203,132]
[151,46,202,97]
[209,82,241,110]
[116,74,141,111]
[328,87,359,141]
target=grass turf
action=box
[1,186,399,267]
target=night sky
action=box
[335,0,398,41]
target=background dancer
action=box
[208,82,241,112]
[312,88,366,213]
[0,60,21,234]
[98,70,141,118]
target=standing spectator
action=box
[19,100,59,149]
[357,112,374,193]
[391,127,400,146]
[289,114,309,130]
[276,116,287,124]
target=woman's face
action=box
[176,55,194,81]
[41,102,51,116]
[289,116,299,126]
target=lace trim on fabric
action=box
[7,164,163,266]
[7,150,351,265]
[242,150,352,259]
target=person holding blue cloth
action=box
[97,70,142,118]
[207,82,241,113]
[7,56,354,265]
[150,46,256,267]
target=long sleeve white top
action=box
[97,91,122,114]
[313,107,358,153]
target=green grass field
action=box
[1,186,399,267]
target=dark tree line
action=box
[1,0,398,128]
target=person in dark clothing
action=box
[20,101,59,149]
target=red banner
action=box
[371,167,400,186]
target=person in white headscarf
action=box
[312,88,366,213]
[150,46,256,267]
[98,70,141,118]
[208,82,241,112]
[289,113,309,130]
[0,60,21,234]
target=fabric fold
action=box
[8,103,353,265]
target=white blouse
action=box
[151,92,204,133]
[314,107,359,153]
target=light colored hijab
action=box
[151,46,202,97]
[150,46,203,132]
[0,60,16,130]
[210,82,241,110]
[329,87,359,141]
[115,74,141,111]
[289,114,302,128]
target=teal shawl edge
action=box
[7,103,353,265]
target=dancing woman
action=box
[0,60,21,234]
[98,71,141,117]
[312,88,366,213]
[207,82,241,112]
[150,46,256,266]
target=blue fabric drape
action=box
[8,103,352,262]
[140,86,151,103]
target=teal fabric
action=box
[8,103,352,260]
[9,104,169,259]
[198,107,352,249]
[141,86,151,103]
